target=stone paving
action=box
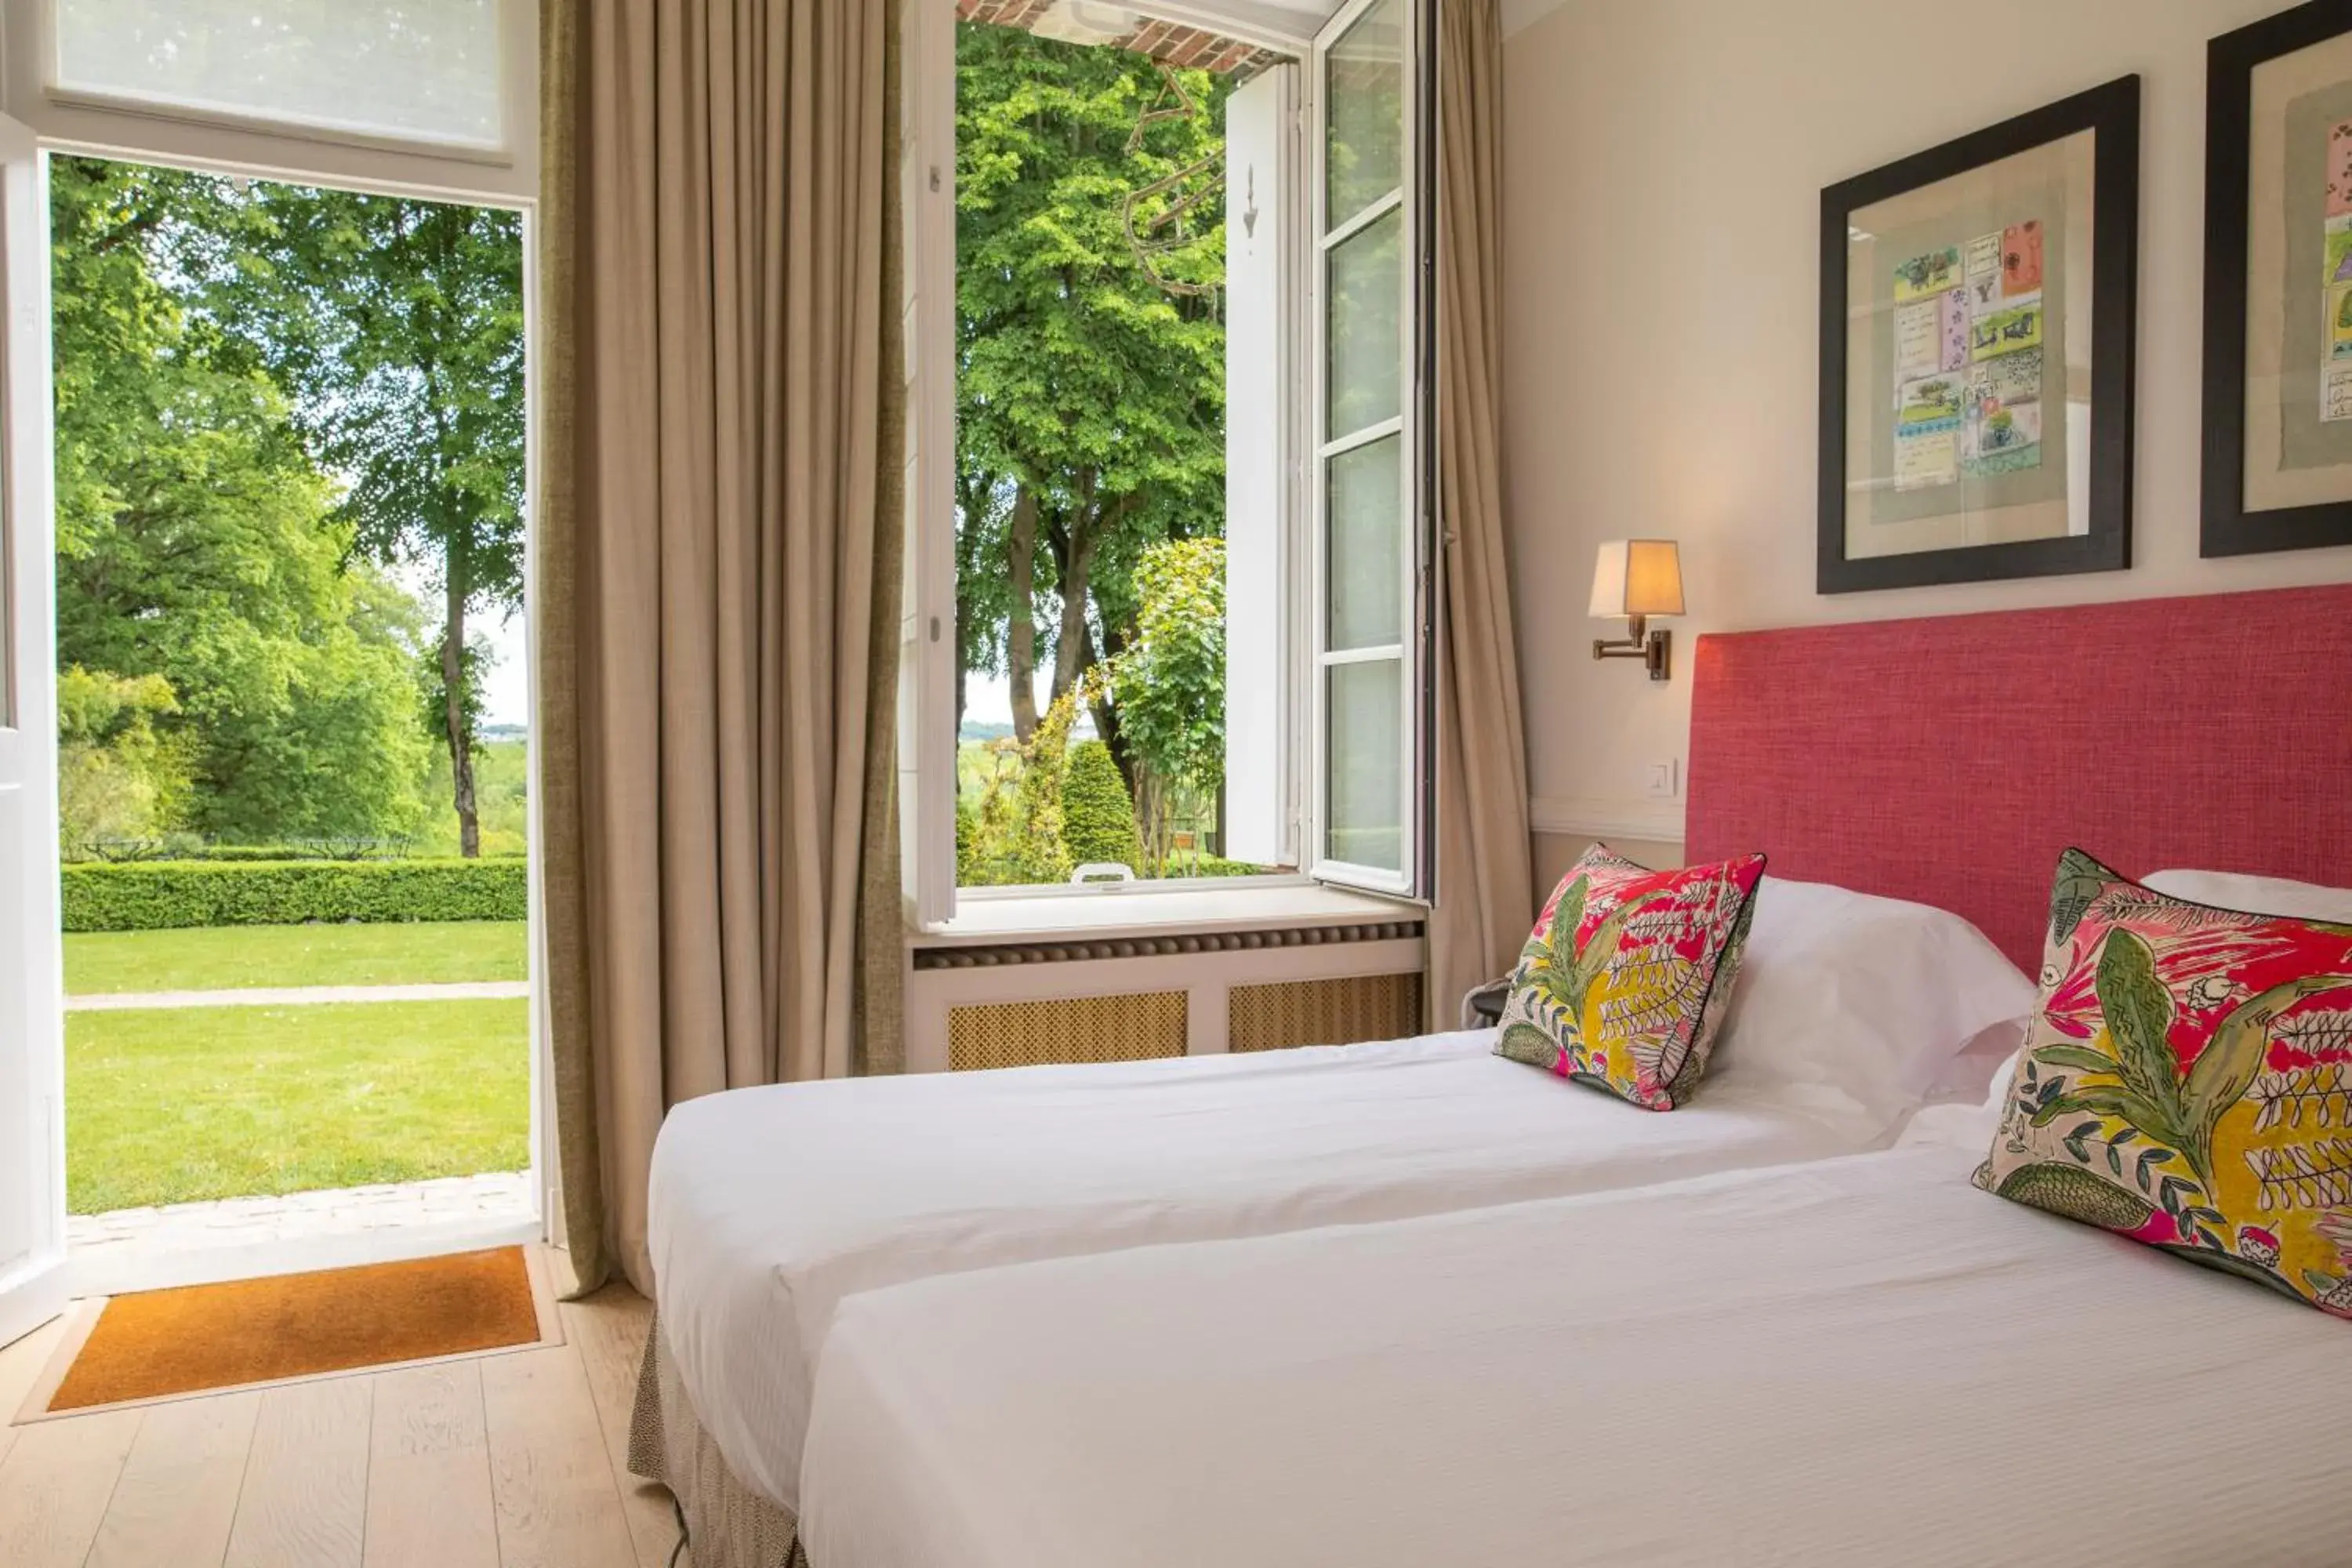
[67,1170,535,1263]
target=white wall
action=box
[1501,0,2352,857]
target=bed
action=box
[639,582,2352,1565]
[635,871,2031,1555]
[641,1011,1944,1526]
[798,1129,2352,1568]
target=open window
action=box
[897,0,1435,929]
[1308,0,1432,897]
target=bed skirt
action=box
[630,1316,810,1568]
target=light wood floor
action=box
[0,1257,686,1568]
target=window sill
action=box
[912,882,1423,946]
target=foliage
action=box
[68,997,527,1212]
[100,840,419,863]
[50,156,437,848]
[55,667,190,854]
[1108,536,1227,866]
[959,688,1091,886]
[416,739,531,858]
[170,174,526,858]
[65,921,528,995]
[61,858,527,932]
[1062,739,1143,869]
[955,24,1229,749]
[1183,853,1272,878]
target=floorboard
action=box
[563,1287,683,1568]
[0,1254,653,1568]
[481,1345,637,1568]
[363,1362,499,1568]
[0,1404,140,1568]
[0,1316,65,1421]
[87,1391,260,1568]
[223,1375,373,1568]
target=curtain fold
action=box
[1430,0,1534,1026]
[538,0,903,1298]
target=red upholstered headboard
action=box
[1685,584,2352,971]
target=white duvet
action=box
[802,1143,2352,1568]
[647,1029,1891,1515]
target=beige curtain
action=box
[538,0,905,1297]
[1430,0,1534,1026]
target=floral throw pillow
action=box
[1495,845,1767,1111]
[1976,849,2352,1318]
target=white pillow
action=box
[1707,877,2036,1129]
[2142,869,2352,924]
[1896,1046,2021,1152]
[1918,1017,2030,1106]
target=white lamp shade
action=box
[1588,539,1685,619]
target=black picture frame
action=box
[2202,1,2352,558]
[1817,76,2140,595]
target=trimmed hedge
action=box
[62,858,528,933]
[1061,740,1143,869]
[170,844,408,863]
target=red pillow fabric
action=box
[1495,844,1767,1111]
[1977,849,2352,1317]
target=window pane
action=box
[1327,205,1402,438]
[1327,435,1401,651]
[55,0,505,151]
[1327,659,1402,872]
[1326,0,1405,230]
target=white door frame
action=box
[0,109,64,1348]
[26,145,552,1298]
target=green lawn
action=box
[64,920,528,994]
[67,999,530,1214]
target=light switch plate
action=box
[1643,759,1680,799]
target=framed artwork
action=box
[2204,0,2352,557]
[1817,77,2140,594]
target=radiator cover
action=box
[1228,972,1424,1054]
[948,991,1189,1072]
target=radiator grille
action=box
[949,991,1189,1072]
[1228,973,1424,1054]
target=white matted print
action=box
[1842,133,2093,562]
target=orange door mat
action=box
[20,1246,557,1419]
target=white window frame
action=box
[1306,0,1432,899]
[1,0,537,202]
[0,12,551,1286]
[900,0,960,930]
[899,0,1437,932]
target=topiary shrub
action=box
[60,858,528,932]
[1060,739,1142,870]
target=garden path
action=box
[65,980,531,1011]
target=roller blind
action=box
[51,0,505,152]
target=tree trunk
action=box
[1091,615,1140,795]
[1005,485,1040,741]
[1050,518,1099,705]
[441,561,479,858]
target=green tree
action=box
[1061,739,1143,869]
[49,156,434,847]
[960,689,1087,886]
[183,181,525,858]
[955,25,1229,755]
[1109,538,1226,871]
[55,668,187,855]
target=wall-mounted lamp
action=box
[1590,539,1683,683]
